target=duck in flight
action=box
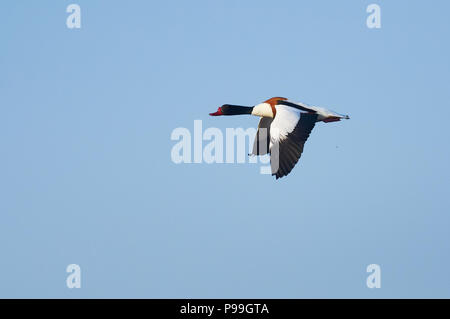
[209,97,349,179]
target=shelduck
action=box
[209,97,349,179]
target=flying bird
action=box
[209,97,349,179]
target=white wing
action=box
[269,105,318,179]
[270,105,301,145]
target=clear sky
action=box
[1,0,449,298]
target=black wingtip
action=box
[273,172,284,180]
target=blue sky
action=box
[1,0,449,298]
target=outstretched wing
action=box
[251,117,273,156]
[270,107,318,179]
